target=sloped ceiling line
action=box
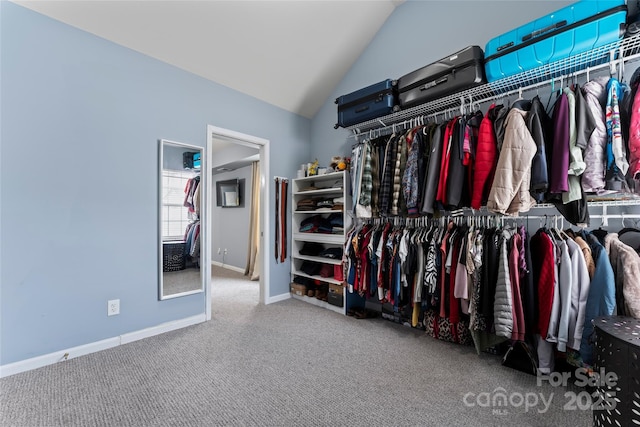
[14,0,401,118]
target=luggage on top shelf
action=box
[484,0,627,83]
[397,45,486,109]
[335,79,399,128]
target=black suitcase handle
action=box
[522,20,567,42]
[420,75,449,91]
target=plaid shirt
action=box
[370,139,380,217]
[359,141,373,206]
[391,134,407,216]
[379,134,397,215]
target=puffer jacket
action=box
[628,83,640,179]
[494,227,515,339]
[487,102,537,215]
[471,104,498,209]
[526,96,550,201]
[604,233,640,319]
[581,78,608,194]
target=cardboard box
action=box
[290,283,306,297]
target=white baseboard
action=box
[266,292,290,305]
[211,261,245,274]
[120,314,206,345]
[0,337,120,378]
[0,314,206,378]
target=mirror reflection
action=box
[159,139,204,299]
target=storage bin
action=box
[163,241,186,272]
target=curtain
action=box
[245,161,260,281]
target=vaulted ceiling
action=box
[14,0,403,119]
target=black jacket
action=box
[420,124,445,214]
[492,104,509,152]
[525,96,550,201]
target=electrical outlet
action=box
[224,248,228,255]
[107,299,120,316]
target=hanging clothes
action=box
[274,178,288,263]
[471,105,499,209]
[581,78,609,194]
[549,93,570,194]
[486,102,537,215]
[605,77,630,191]
[183,175,200,214]
[562,87,585,204]
[421,124,445,214]
[526,96,550,202]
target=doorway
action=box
[206,125,270,320]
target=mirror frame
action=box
[158,139,207,300]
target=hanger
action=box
[609,49,617,77]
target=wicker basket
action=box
[163,242,186,272]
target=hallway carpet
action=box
[0,267,592,426]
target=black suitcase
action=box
[398,46,486,109]
[335,79,399,129]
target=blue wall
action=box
[0,2,308,365]
[310,0,573,161]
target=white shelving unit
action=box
[290,170,352,314]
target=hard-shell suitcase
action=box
[335,79,398,128]
[397,46,486,109]
[484,0,627,82]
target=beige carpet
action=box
[0,265,592,427]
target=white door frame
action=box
[206,125,270,320]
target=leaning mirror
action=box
[159,139,205,299]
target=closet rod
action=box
[349,49,640,141]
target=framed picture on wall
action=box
[216,178,244,207]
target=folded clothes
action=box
[296,198,317,211]
[300,242,324,256]
[301,261,322,276]
[327,212,343,227]
[319,247,342,259]
[300,215,333,233]
[316,199,334,209]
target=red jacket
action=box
[471,104,498,209]
[531,230,555,338]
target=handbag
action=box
[501,341,538,376]
[334,264,344,282]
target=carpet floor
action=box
[0,267,592,426]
